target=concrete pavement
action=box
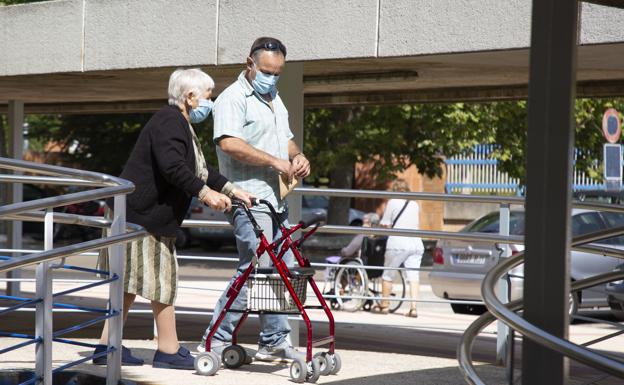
[2,274,624,384]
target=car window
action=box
[464,212,525,234]
[464,212,499,233]
[571,212,604,237]
[599,212,624,245]
[302,195,329,209]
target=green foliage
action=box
[486,98,624,183]
[25,111,218,177]
[305,98,624,187]
[304,104,494,184]
[20,98,624,186]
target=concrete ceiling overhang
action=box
[1,0,623,113]
[2,43,624,113]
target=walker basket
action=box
[247,268,314,312]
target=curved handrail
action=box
[0,156,147,385]
[459,244,624,383]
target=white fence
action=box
[445,145,602,195]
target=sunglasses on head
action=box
[250,41,287,57]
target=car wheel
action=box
[349,219,363,227]
[611,308,624,321]
[569,291,580,319]
[200,240,222,251]
[450,303,487,315]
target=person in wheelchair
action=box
[340,213,380,259]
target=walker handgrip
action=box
[231,197,258,207]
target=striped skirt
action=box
[98,233,179,305]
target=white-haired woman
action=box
[94,68,252,369]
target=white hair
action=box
[168,68,215,106]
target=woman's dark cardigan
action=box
[117,105,228,237]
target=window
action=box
[464,212,525,234]
[571,212,604,237]
[599,212,624,245]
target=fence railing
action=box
[445,145,604,194]
[3,179,624,384]
[0,157,146,385]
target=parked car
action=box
[430,209,624,315]
[606,264,624,321]
[188,195,366,250]
[301,195,365,227]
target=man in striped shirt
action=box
[199,37,310,362]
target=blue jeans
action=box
[201,207,295,347]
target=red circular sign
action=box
[603,108,621,144]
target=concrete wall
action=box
[0,0,83,75]
[84,0,218,71]
[378,0,532,57]
[1,1,624,76]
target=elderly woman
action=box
[374,178,424,317]
[94,68,252,370]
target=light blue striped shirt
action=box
[213,71,293,213]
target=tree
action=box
[25,112,218,176]
[485,98,624,183]
[305,104,494,224]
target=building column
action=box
[7,100,24,296]
[280,62,304,347]
[522,1,579,384]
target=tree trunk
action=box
[327,162,354,225]
[327,108,355,225]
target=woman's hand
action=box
[200,188,232,211]
[231,188,255,207]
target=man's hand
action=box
[291,154,310,178]
[231,188,255,207]
[272,158,295,181]
[201,188,232,211]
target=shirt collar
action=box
[237,70,278,100]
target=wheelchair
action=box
[326,237,406,313]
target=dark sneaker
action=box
[92,344,144,366]
[152,346,194,370]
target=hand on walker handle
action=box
[230,188,255,208]
[200,189,232,212]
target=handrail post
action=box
[35,208,53,384]
[496,203,511,368]
[106,195,126,385]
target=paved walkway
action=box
[2,263,624,384]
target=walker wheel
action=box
[222,344,247,369]
[194,351,220,376]
[290,356,308,383]
[329,352,342,375]
[314,352,331,376]
[306,357,321,383]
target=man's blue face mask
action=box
[252,63,280,95]
[189,99,214,124]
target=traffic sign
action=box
[603,143,622,191]
[602,108,621,144]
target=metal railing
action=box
[458,214,624,384]
[3,178,624,384]
[0,157,146,385]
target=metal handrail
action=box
[458,231,624,383]
[0,156,145,385]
